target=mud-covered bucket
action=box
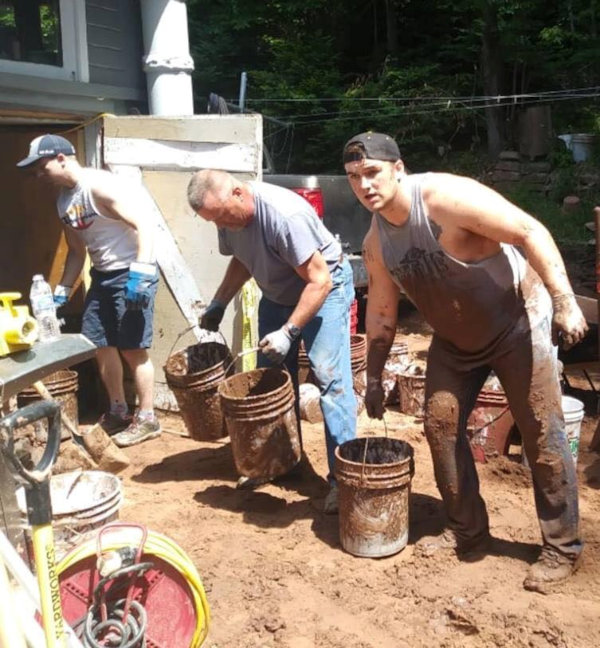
[335,437,414,558]
[218,367,301,479]
[17,470,123,560]
[467,389,514,463]
[397,364,426,418]
[164,336,232,441]
[18,369,79,441]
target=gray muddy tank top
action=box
[375,174,550,353]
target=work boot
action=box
[112,415,161,448]
[236,475,272,490]
[323,483,339,515]
[523,547,581,594]
[98,411,132,436]
[416,529,491,558]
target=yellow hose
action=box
[56,528,210,647]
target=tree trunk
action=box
[384,0,399,57]
[480,1,504,158]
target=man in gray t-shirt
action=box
[188,169,357,513]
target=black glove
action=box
[200,299,226,331]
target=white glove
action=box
[259,325,297,364]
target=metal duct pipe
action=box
[141,0,195,116]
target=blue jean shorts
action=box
[82,267,158,349]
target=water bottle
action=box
[29,274,61,343]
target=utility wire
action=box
[242,85,600,104]
[276,92,600,126]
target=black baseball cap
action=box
[17,134,76,168]
[343,132,401,164]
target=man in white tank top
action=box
[17,134,161,448]
[343,131,587,593]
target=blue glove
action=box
[259,323,300,364]
[125,262,157,310]
[199,299,226,331]
[53,285,71,308]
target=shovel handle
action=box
[0,399,61,485]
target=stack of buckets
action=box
[17,470,123,560]
[218,367,302,480]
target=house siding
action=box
[86,0,145,89]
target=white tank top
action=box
[55,168,141,272]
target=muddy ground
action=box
[110,306,600,648]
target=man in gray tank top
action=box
[187,169,356,513]
[343,131,587,593]
[17,134,161,448]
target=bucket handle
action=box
[167,324,228,360]
[223,346,261,377]
[359,415,389,483]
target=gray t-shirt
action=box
[218,181,341,305]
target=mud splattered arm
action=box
[363,221,401,418]
[428,174,588,347]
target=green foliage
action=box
[502,185,589,243]
[187,0,600,173]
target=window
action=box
[0,1,62,66]
[0,1,87,81]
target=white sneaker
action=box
[323,483,339,514]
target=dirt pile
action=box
[113,322,600,647]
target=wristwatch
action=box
[285,322,301,339]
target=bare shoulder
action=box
[88,168,128,202]
[422,172,483,203]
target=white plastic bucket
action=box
[562,395,584,465]
[570,133,595,163]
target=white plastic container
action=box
[521,394,584,468]
[562,395,584,465]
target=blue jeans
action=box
[258,258,357,479]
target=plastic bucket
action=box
[18,369,79,441]
[164,341,232,441]
[467,389,514,463]
[562,395,584,465]
[571,133,595,162]
[218,367,302,479]
[17,470,123,561]
[397,369,426,418]
[382,341,409,406]
[335,437,414,558]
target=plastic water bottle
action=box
[29,274,61,343]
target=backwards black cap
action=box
[343,132,401,164]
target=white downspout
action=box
[140,0,195,116]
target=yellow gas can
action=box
[0,293,38,356]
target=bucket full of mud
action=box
[335,437,414,558]
[218,367,301,480]
[164,338,233,441]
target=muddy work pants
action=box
[424,314,582,560]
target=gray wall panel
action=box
[86,0,145,89]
